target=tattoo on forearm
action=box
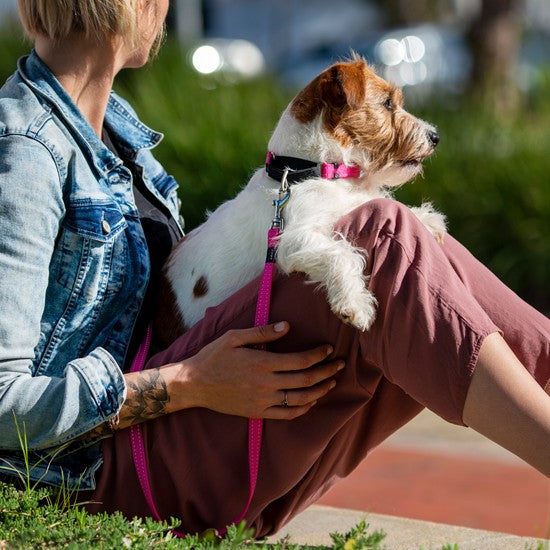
[121,368,170,425]
[79,368,170,442]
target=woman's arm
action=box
[0,136,125,450]
[84,321,343,439]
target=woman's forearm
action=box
[81,363,195,440]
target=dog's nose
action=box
[428,130,440,147]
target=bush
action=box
[395,96,550,312]
[116,41,550,312]
[1,33,548,311]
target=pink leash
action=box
[128,155,359,535]
[129,210,286,536]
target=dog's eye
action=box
[383,97,394,111]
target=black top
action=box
[103,129,182,366]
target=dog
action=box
[156,55,446,343]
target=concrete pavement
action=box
[269,505,549,549]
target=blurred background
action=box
[0,0,548,311]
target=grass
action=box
[0,417,388,549]
[0,480,388,549]
[1,480,548,549]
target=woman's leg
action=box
[440,235,549,391]
[427,224,550,474]
[464,333,550,476]
[88,198,549,537]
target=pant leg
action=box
[440,236,550,392]
[87,198,549,537]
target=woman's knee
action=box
[334,197,428,245]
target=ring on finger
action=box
[281,390,289,408]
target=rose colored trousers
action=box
[87,199,550,537]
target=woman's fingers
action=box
[274,359,344,389]
[223,323,334,371]
[267,344,335,372]
[262,404,317,420]
[262,379,338,420]
[182,322,343,418]
[280,378,337,407]
[222,322,290,348]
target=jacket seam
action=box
[0,131,65,183]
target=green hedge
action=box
[1,34,548,312]
[395,95,550,312]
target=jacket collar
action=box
[17,51,163,175]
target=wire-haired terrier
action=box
[157,55,446,343]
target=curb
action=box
[268,505,550,549]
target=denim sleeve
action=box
[0,135,126,450]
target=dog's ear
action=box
[291,61,366,124]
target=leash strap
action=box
[128,228,280,538]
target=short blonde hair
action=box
[17,0,141,43]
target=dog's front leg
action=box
[410,202,447,243]
[277,229,377,331]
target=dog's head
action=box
[269,56,439,188]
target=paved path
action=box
[270,505,548,550]
[316,410,550,539]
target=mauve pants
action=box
[87,198,550,537]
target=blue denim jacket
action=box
[0,51,183,489]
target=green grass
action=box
[1,418,548,549]
[0,418,386,549]
[0,481,387,549]
[1,480,548,549]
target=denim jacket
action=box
[0,51,183,489]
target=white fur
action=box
[166,94,446,331]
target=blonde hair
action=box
[17,0,142,44]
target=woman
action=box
[0,0,548,538]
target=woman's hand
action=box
[78,322,341,441]
[174,321,343,419]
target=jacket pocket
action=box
[54,201,128,300]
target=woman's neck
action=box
[34,34,126,137]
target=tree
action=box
[370,0,524,115]
[467,0,523,114]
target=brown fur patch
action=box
[291,61,368,131]
[193,276,209,298]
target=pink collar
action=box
[265,151,361,183]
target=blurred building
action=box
[0,0,17,22]
[172,0,550,101]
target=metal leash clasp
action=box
[271,168,291,231]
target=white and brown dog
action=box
[157,56,445,342]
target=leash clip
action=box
[271,168,291,231]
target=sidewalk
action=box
[270,505,548,549]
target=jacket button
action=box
[102,220,111,234]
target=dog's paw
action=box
[411,203,447,244]
[331,289,377,331]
